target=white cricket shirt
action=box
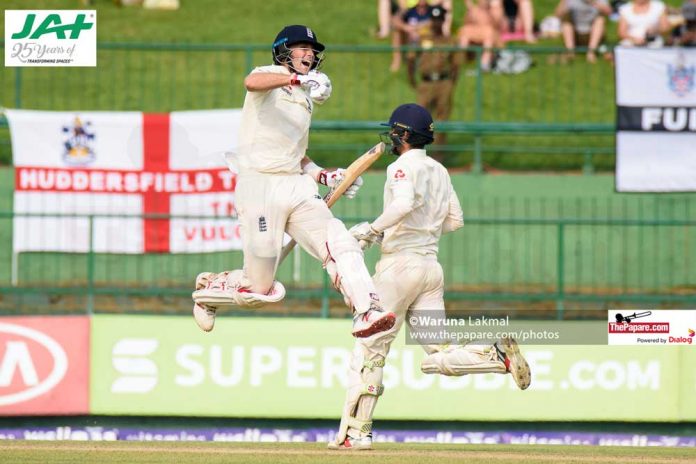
[380,149,463,256]
[237,65,314,174]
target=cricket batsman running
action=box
[191,25,396,339]
[328,104,532,450]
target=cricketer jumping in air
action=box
[191,25,396,339]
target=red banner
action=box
[0,316,90,415]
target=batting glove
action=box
[308,71,331,104]
[292,71,332,104]
[349,221,383,249]
[309,81,332,104]
[318,168,363,199]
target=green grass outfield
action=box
[2,441,696,464]
[0,441,696,464]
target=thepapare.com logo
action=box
[5,10,97,67]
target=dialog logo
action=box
[0,323,68,406]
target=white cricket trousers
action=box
[235,171,333,294]
[360,252,447,361]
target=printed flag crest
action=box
[667,63,695,98]
[62,116,96,166]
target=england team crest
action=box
[62,116,95,166]
[667,54,695,98]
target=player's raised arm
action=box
[244,71,295,91]
[244,67,331,95]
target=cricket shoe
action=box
[192,272,219,332]
[327,433,373,451]
[193,270,286,317]
[495,337,531,390]
[193,302,217,332]
[351,301,396,338]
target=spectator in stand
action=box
[458,0,504,71]
[618,0,670,47]
[673,0,696,45]
[434,0,455,36]
[555,0,612,62]
[389,0,454,71]
[407,5,463,158]
[378,0,400,38]
[490,0,537,43]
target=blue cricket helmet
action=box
[384,103,435,145]
[272,25,325,70]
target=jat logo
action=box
[11,13,93,39]
[5,10,97,67]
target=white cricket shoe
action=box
[193,302,217,332]
[351,302,396,338]
[192,272,218,332]
[327,434,373,451]
[195,272,217,291]
[497,337,532,390]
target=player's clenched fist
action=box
[318,168,363,199]
[294,70,332,104]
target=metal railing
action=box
[1,211,694,318]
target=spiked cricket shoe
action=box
[498,337,532,390]
[193,302,217,332]
[192,272,218,332]
[352,304,396,338]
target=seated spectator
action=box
[555,0,612,62]
[618,0,670,47]
[434,0,455,36]
[407,5,463,157]
[378,0,398,39]
[388,0,453,71]
[393,0,434,71]
[673,0,696,45]
[458,0,504,71]
[490,0,537,43]
[390,0,427,71]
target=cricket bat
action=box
[278,141,385,264]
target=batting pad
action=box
[421,343,507,376]
[325,218,378,314]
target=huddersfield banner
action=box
[615,48,696,192]
[8,109,243,253]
